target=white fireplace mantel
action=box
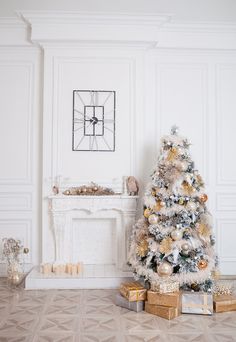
[26,194,138,289]
[49,194,138,268]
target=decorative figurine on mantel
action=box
[63,182,115,196]
[126,176,139,196]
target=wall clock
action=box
[72,90,116,151]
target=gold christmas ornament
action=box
[157,261,173,277]
[167,147,178,162]
[148,214,159,225]
[23,247,29,254]
[159,237,173,254]
[144,208,152,218]
[182,181,195,195]
[199,194,208,203]
[153,200,165,212]
[136,239,149,257]
[211,268,221,280]
[196,174,204,187]
[198,259,208,270]
[197,223,211,238]
[178,197,185,205]
[191,283,200,291]
[171,229,183,241]
[63,184,114,196]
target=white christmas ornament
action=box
[148,214,159,225]
[171,229,183,241]
[157,261,173,277]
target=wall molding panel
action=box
[0,60,34,185]
[0,193,32,211]
[216,63,236,186]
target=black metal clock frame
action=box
[72,90,116,152]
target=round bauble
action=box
[186,201,196,211]
[199,194,208,203]
[171,229,183,241]
[148,214,159,225]
[157,261,173,277]
[181,242,190,251]
[198,259,208,270]
[178,197,185,205]
[191,283,200,291]
[144,208,152,218]
[23,247,29,254]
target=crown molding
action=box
[17,10,172,26]
[17,11,172,46]
[7,11,236,50]
[0,17,31,46]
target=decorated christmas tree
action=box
[128,126,216,292]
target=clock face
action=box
[72,90,115,151]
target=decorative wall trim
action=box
[216,63,236,185]
[0,17,30,46]
[18,11,171,46]
[17,12,236,50]
[216,219,236,263]
[0,192,32,211]
[216,193,236,211]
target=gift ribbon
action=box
[122,282,144,300]
[183,294,211,314]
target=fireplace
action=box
[25,194,138,289]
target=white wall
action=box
[0,4,236,275]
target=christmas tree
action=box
[128,126,216,292]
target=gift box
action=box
[213,295,236,313]
[151,280,179,294]
[147,290,181,308]
[145,302,180,320]
[120,281,147,302]
[115,293,144,312]
[182,292,213,315]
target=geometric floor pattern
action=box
[0,279,236,342]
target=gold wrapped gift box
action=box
[145,302,180,320]
[147,290,181,308]
[213,295,236,313]
[182,292,213,315]
[151,280,179,294]
[120,281,147,302]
